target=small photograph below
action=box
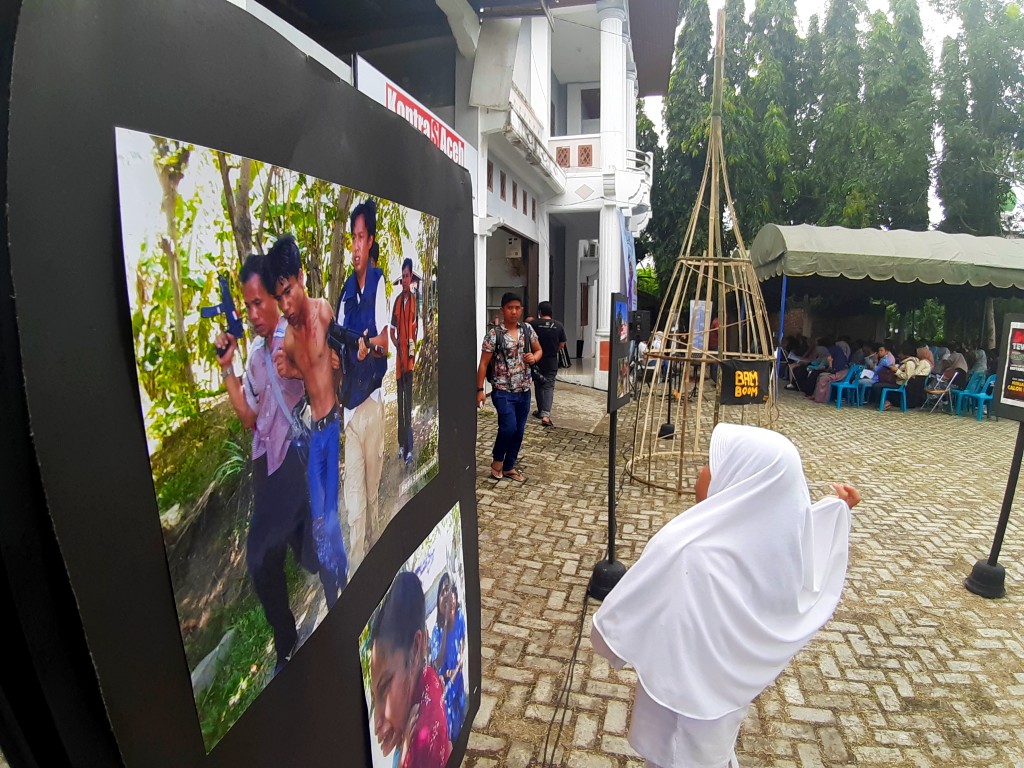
[359,503,468,768]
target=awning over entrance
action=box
[751,224,1024,290]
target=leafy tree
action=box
[814,0,876,226]
[727,0,802,234]
[648,0,712,288]
[862,0,933,230]
[936,0,1023,235]
[634,97,663,271]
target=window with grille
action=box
[487,160,493,191]
[579,144,593,167]
[500,171,506,200]
[556,146,570,168]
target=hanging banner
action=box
[719,360,772,405]
[617,209,636,311]
[356,56,478,213]
[997,314,1024,420]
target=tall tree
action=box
[937,0,1023,235]
[648,0,712,287]
[862,0,933,230]
[153,137,197,393]
[634,97,663,273]
[790,13,825,223]
[728,0,802,234]
[814,0,875,226]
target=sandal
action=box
[503,468,526,482]
[541,418,554,427]
[490,461,504,480]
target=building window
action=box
[556,146,570,168]
[513,181,518,208]
[487,160,493,191]
[523,192,527,215]
[532,199,536,221]
[500,171,506,200]
[579,144,593,167]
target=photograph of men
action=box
[215,253,331,672]
[476,292,542,482]
[266,234,348,606]
[391,257,419,464]
[336,200,390,564]
[529,301,566,428]
[115,129,441,749]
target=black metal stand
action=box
[965,420,1023,599]
[589,410,627,600]
[658,362,675,439]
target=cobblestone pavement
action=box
[466,382,1024,767]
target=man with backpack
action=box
[476,292,542,482]
[529,301,567,427]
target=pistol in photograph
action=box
[200,274,244,356]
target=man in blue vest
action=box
[337,200,390,565]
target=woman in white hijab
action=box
[591,424,859,768]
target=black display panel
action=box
[4,1,479,765]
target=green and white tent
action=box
[751,224,1024,291]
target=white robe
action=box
[591,424,851,768]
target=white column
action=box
[475,136,490,351]
[597,202,622,337]
[537,211,550,304]
[626,66,637,153]
[598,0,627,171]
[530,17,551,140]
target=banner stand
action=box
[589,293,631,601]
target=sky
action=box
[641,0,968,227]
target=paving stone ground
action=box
[465,381,1024,767]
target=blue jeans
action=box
[307,416,347,606]
[492,389,531,471]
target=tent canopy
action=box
[750,224,1024,290]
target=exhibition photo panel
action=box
[359,502,468,768]
[114,127,440,750]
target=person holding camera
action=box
[336,200,390,565]
[529,301,566,427]
[391,257,419,465]
[267,235,348,608]
[216,253,334,672]
[476,293,542,482]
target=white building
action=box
[241,0,676,390]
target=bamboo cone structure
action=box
[625,10,777,494]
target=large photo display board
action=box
[5,1,479,766]
[115,128,440,749]
[996,313,1024,421]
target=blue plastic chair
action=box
[878,378,909,412]
[830,365,864,409]
[950,372,986,416]
[956,374,997,421]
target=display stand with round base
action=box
[964,560,1006,599]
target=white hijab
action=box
[592,424,851,720]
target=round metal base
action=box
[964,560,1006,599]
[587,559,627,601]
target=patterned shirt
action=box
[242,318,305,475]
[482,323,532,393]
